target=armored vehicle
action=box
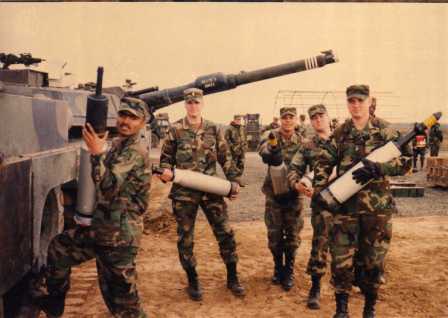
[0,50,337,317]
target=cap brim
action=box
[347,94,368,101]
[118,108,144,118]
[309,110,326,117]
[281,112,296,118]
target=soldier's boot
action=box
[333,292,349,318]
[35,291,67,318]
[307,275,321,310]
[271,250,283,285]
[226,262,246,297]
[281,251,295,291]
[362,291,377,318]
[185,267,202,301]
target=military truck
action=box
[244,113,262,151]
[0,50,337,317]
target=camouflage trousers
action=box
[232,152,245,178]
[330,211,392,294]
[306,208,333,277]
[45,226,146,318]
[430,143,441,157]
[172,195,238,269]
[264,194,304,255]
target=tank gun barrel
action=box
[139,50,338,112]
[125,86,159,97]
[0,53,45,69]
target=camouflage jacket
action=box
[262,122,280,133]
[225,123,247,156]
[288,134,332,188]
[313,117,412,214]
[258,128,304,196]
[295,125,307,138]
[160,117,239,201]
[91,134,151,247]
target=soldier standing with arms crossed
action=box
[288,104,332,310]
[313,85,412,318]
[225,114,248,186]
[157,88,245,301]
[258,107,304,291]
[34,98,151,318]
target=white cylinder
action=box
[328,141,401,204]
[173,169,232,197]
[269,163,290,196]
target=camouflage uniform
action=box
[259,127,304,258]
[314,116,412,295]
[225,119,247,179]
[295,124,307,139]
[160,117,240,270]
[429,123,443,157]
[44,99,151,318]
[288,133,333,278]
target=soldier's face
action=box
[234,118,242,125]
[310,113,330,133]
[117,112,145,137]
[185,99,203,118]
[347,97,370,120]
[280,114,297,132]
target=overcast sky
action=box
[1,3,447,124]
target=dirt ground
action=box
[52,152,448,318]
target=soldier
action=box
[157,88,245,301]
[258,107,304,291]
[412,128,428,171]
[34,97,151,318]
[330,118,340,132]
[295,113,307,138]
[369,97,377,118]
[288,104,332,309]
[429,122,444,157]
[263,116,280,132]
[313,85,412,318]
[225,114,248,186]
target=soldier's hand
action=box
[158,168,174,182]
[228,182,240,200]
[82,123,108,155]
[352,158,383,185]
[295,181,314,198]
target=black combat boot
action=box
[333,292,349,318]
[307,275,321,309]
[271,250,283,285]
[282,250,295,291]
[36,291,67,318]
[185,267,202,301]
[363,291,377,318]
[226,262,245,297]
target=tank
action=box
[0,50,338,317]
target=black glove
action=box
[352,158,383,185]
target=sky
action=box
[1,3,447,124]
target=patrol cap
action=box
[346,84,370,100]
[184,88,203,102]
[234,114,243,120]
[119,97,149,119]
[308,104,327,118]
[279,107,297,118]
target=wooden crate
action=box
[426,157,448,187]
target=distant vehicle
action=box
[245,113,262,151]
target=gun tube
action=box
[139,50,338,112]
[75,67,109,226]
[319,112,442,209]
